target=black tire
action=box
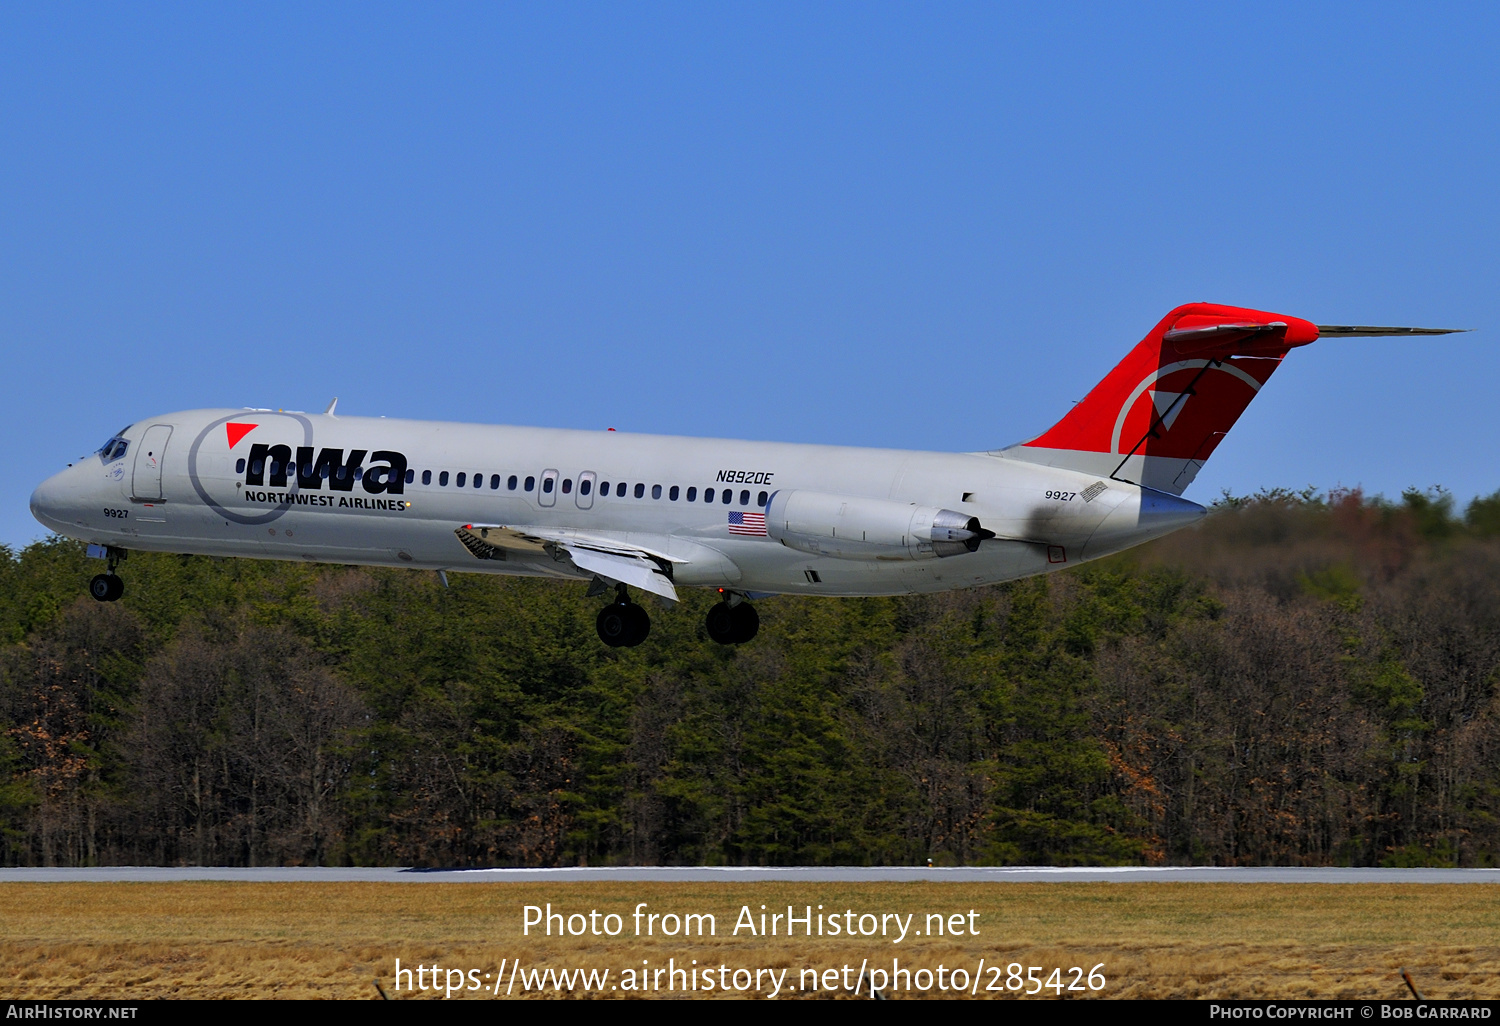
[730,602,759,643]
[596,604,632,647]
[106,575,124,602]
[706,601,737,644]
[623,603,650,647]
[89,574,113,602]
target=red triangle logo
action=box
[225,422,258,448]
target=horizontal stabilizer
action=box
[1162,320,1286,350]
[1316,325,1468,337]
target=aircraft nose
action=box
[30,471,76,532]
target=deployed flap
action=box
[456,524,548,557]
[565,546,679,602]
[454,524,680,601]
[461,524,683,562]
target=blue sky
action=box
[3,3,1497,548]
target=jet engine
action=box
[764,490,993,561]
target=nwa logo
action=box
[238,430,407,494]
[188,413,410,527]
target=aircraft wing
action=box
[454,524,681,602]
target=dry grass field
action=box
[0,882,1496,1000]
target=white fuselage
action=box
[30,408,1206,598]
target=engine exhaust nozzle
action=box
[930,510,996,552]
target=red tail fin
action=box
[1003,303,1319,494]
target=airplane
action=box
[29,302,1460,647]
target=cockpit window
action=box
[97,432,130,465]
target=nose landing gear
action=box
[88,547,126,602]
[89,574,123,602]
[706,596,759,645]
[596,584,650,647]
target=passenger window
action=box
[740,489,750,505]
[703,488,715,503]
[525,476,535,491]
[422,470,432,485]
[474,473,482,488]
[617,482,626,497]
[439,471,449,486]
[722,489,732,504]
[456,472,466,487]
[269,460,280,477]
[758,490,768,507]
[651,484,662,499]
[508,475,518,490]
[251,459,264,476]
[686,487,697,501]
[321,465,330,479]
[236,459,246,474]
[490,474,500,489]
[543,478,554,494]
[562,479,573,494]
[600,480,610,495]
[581,479,592,496]
[669,485,679,501]
[406,470,416,484]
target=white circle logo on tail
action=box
[1110,360,1263,455]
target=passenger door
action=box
[131,424,172,503]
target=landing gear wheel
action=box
[706,601,736,644]
[89,574,123,602]
[597,602,650,647]
[624,603,650,646]
[730,601,759,643]
[597,604,630,646]
[707,601,758,644]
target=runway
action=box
[1,866,1496,883]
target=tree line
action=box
[2,486,1498,867]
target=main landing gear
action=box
[592,583,760,648]
[596,584,651,648]
[706,595,759,645]
[88,548,125,603]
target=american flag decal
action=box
[727,510,767,536]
